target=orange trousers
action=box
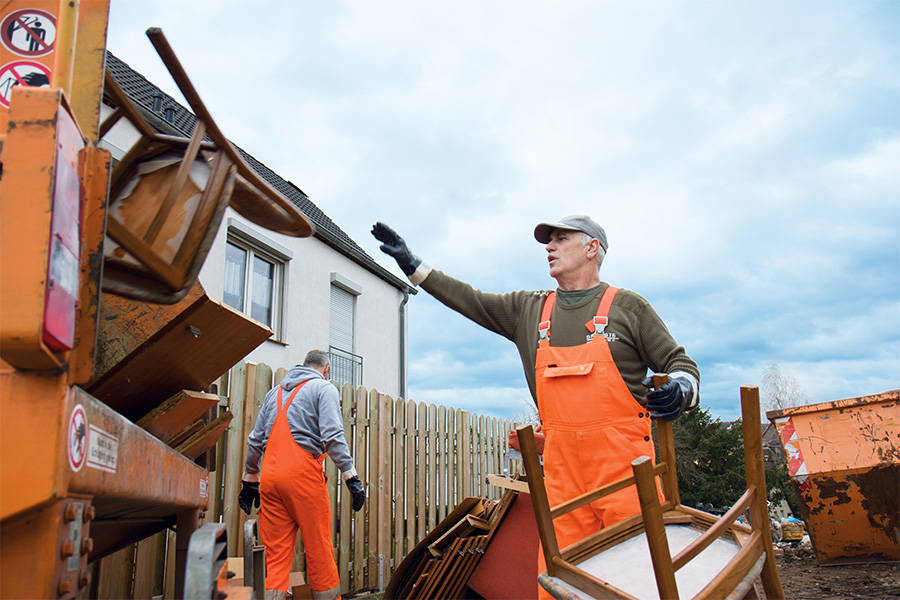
[260,385,340,596]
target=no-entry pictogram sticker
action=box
[0,59,51,107]
[68,404,88,473]
[1,9,56,57]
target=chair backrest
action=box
[98,28,314,304]
[517,384,785,600]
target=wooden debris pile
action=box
[88,283,270,466]
[386,491,516,600]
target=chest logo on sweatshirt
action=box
[587,331,619,343]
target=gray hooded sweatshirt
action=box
[244,365,357,479]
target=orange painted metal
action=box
[51,0,78,91]
[68,0,111,141]
[0,365,70,521]
[0,494,95,599]
[0,86,81,370]
[767,389,900,565]
[0,0,107,135]
[0,0,59,135]
[70,145,112,385]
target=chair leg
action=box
[517,425,561,576]
[740,386,786,600]
[633,456,679,600]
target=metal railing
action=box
[328,346,363,388]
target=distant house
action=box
[100,51,415,399]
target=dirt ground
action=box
[353,545,899,600]
[766,545,899,599]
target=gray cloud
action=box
[109,0,900,421]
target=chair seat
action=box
[539,524,764,600]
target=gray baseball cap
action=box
[534,214,608,251]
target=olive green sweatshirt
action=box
[416,268,700,408]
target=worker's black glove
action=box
[371,222,421,277]
[238,480,260,515]
[642,375,693,420]
[345,476,366,512]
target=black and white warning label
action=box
[1,9,56,57]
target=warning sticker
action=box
[87,425,119,473]
[1,9,56,57]
[68,404,87,473]
[0,59,51,107]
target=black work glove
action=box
[345,476,366,512]
[371,222,422,277]
[642,375,693,421]
[238,480,260,515]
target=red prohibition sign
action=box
[1,9,56,57]
[0,59,51,108]
[68,404,88,472]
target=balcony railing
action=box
[328,346,363,389]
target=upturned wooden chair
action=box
[99,28,314,304]
[517,384,784,600]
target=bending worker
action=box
[239,349,366,600]
[372,215,699,595]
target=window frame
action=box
[224,219,293,340]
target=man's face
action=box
[545,228,592,280]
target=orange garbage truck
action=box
[0,1,313,597]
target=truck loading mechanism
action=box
[0,1,313,597]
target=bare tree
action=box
[514,399,540,427]
[762,363,809,410]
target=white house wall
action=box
[198,209,405,398]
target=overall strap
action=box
[277,380,308,413]
[538,292,557,347]
[585,286,620,336]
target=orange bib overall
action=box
[535,287,658,594]
[260,383,340,596]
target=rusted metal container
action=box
[767,389,899,565]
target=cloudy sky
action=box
[107,0,899,422]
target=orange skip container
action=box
[767,389,899,565]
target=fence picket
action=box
[377,392,392,589]
[339,383,353,594]
[437,405,448,522]
[427,403,437,533]
[405,398,417,555]
[416,402,427,543]
[223,361,246,557]
[393,397,406,571]
[353,385,367,589]
[366,387,379,589]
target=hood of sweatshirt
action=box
[279,365,324,391]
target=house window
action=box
[223,219,292,338]
[329,273,363,387]
[329,283,355,352]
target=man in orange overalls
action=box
[239,350,366,600]
[372,216,699,598]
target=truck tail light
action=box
[42,102,84,353]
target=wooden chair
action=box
[99,28,314,304]
[517,384,785,600]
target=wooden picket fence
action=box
[204,361,522,595]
